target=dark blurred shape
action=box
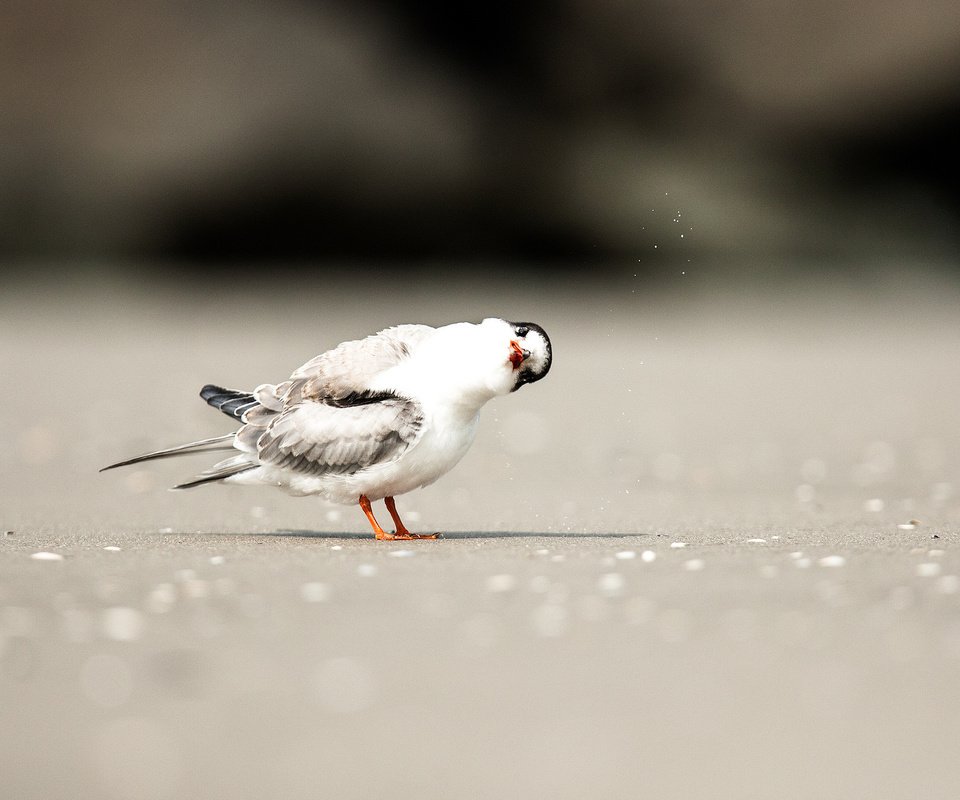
[1,0,958,276]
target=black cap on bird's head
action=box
[508,321,552,391]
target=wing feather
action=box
[255,395,423,477]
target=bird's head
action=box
[417,318,552,404]
[475,317,552,396]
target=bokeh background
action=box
[4,5,960,800]
[2,0,959,274]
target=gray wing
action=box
[233,324,432,477]
[284,324,434,403]
[251,395,423,477]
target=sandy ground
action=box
[2,270,960,799]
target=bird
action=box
[101,318,552,540]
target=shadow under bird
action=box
[102,318,552,540]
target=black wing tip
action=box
[200,384,257,420]
[200,384,228,401]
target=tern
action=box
[102,318,552,540]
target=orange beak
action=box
[509,340,528,369]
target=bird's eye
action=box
[515,325,529,337]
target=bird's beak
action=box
[509,340,530,369]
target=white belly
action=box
[232,408,480,505]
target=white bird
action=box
[102,318,552,540]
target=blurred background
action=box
[2,0,958,277]
[4,7,960,800]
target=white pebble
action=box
[641,550,657,563]
[531,604,568,637]
[529,575,551,593]
[683,559,705,571]
[745,538,767,544]
[356,564,378,577]
[103,546,122,552]
[100,607,144,642]
[819,555,847,568]
[485,574,517,593]
[936,575,959,594]
[145,583,176,614]
[614,550,637,560]
[314,657,378,713]
[31,551,64,561]
[670,542,687,549]
[299,582,331,602]
[597,572,625,597]
[916,562,941,578]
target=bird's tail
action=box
[100,384,264,488]
[200,384,259,421]
[99,434,237,472]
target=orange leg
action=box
[358,494,396,540]
[384,496,440,539]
